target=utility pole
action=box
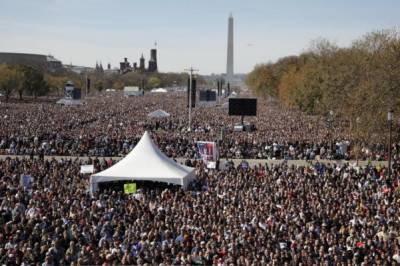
[388,110,394,177]
[184,67,198,132]
[85,71,88,97]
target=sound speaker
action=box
[187,78,196,108]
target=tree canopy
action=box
[246,29,400,143]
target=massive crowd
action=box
[0,154,400,265]
[0,91,392,160]
[1,90,400,265]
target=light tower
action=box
[226,13,234,85]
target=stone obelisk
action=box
[226,13,234,84]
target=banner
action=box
[240,161,249,170]
[197,141,218,164]
[206,161,217,169]
[80,165,94,174]
[124,183,137,194]
[20,175,33,189]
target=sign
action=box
[197,141,218,163]
[206,161,216,169]
[80,165,94,174]
[124,183,137,194]
[20,175,33,189]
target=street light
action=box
[355,117,361,165]
[327,110,334,156]
[388,110,394,177]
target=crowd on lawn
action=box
[1,91,400,265]
[0,92,393,160]
[0,154,400,265]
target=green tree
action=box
[147,76,161,89]
[45,74,66,96]
[94,80,104,91]
[0,64,22,102]
[23,66,49,99]
[247,28,400,144]
[14,65,26,100]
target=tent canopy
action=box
[124,86,143,96]
[124,86,139,92]
[148,109,170,118]
[90,131,195,193]
[56,98,83,106]
[151,88,167,93]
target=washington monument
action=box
[226,13,234,84]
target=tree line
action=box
[0,65,49,101]
[246,29,400,143]
[88,71,199,92]
[0,65,202,102]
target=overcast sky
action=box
[0,0,399,74]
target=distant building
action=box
[90,61,118,75]
[120,58,131,73]
[139,54,145,71]
[63,64,93,74]
[0,52,63,71]
[95,62,104,74]
[119,48,158,74]
[148,49,157,72]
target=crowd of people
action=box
[0,91,393,160]
[1,90,400,265]
[0,154,400,265]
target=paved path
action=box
[0,154,388,168]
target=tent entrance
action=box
[97,180,179,194]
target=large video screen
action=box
[199,90,217,102]
[228,98,257,116]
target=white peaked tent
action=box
[148,109,171,118]
[90,131,195,193]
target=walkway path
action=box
[0,155,388,168]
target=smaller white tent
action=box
[148,109,170,118]
[124,86,143,96]
[90,131,195,193]
[151,88,167,93]
[56,98,83,106]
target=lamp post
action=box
[85,72,88,97]
[327,110,334,156]
[184,67,198,132]
[355,117,361,165]
[388,110,394,177]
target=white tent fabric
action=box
[151,88,167,93]
[148,109,170,118]
[124,86,143,96]
[56,98,83,106]
[90,131,195,193]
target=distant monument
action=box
[226,14,234,85]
